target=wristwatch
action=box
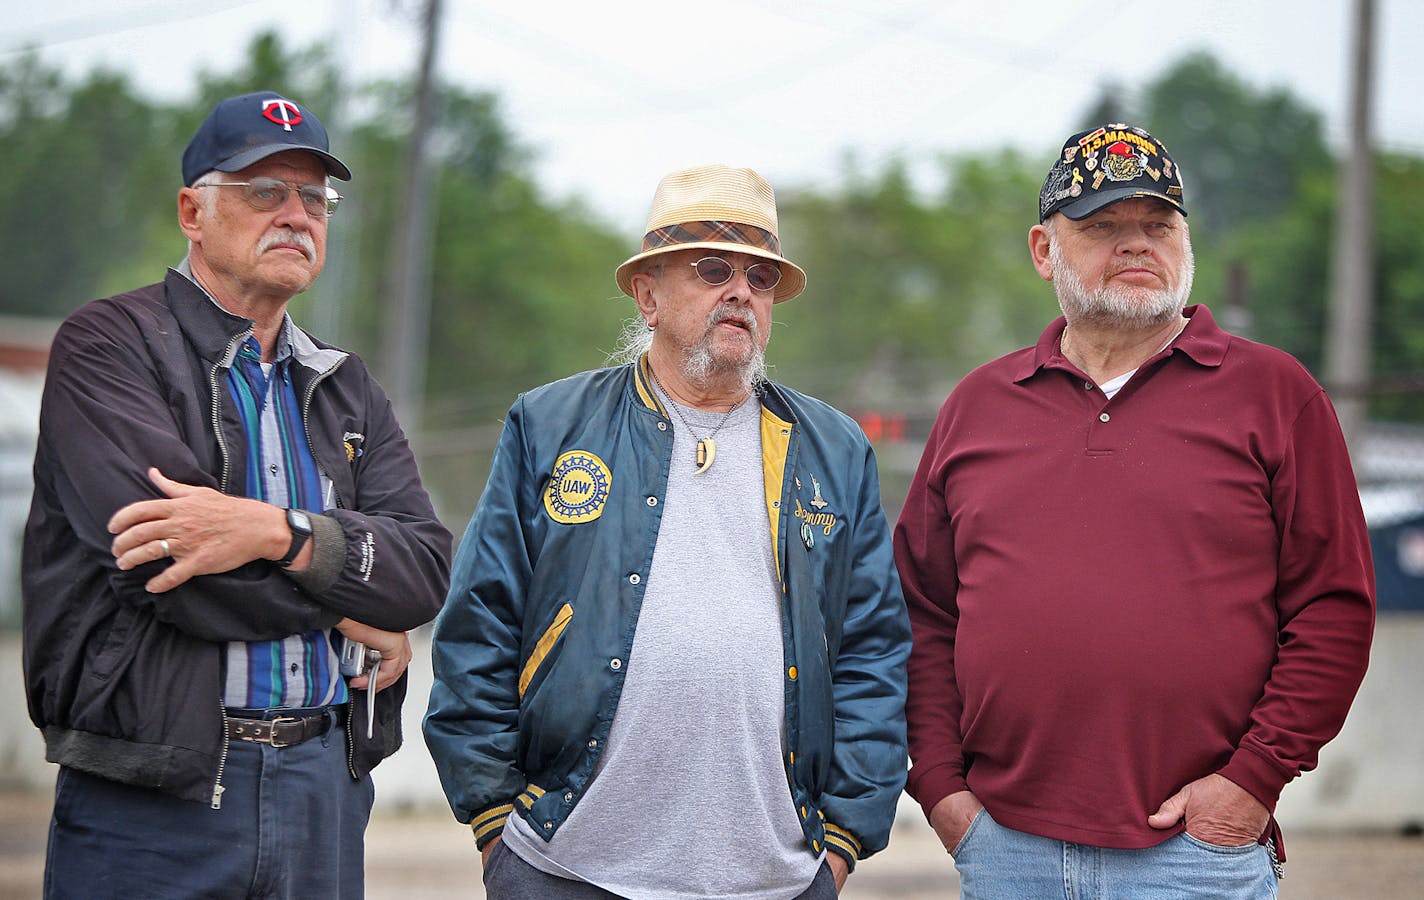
[276,508,314,567]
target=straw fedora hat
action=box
[615,164,807,303]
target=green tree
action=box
[0,56,175,314]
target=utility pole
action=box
[381,0,443,440]
[1324,0,1376,455]
[309,0,362,346]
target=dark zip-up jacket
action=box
[23,270,451,806]
[425,357,909,869]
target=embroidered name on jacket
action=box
[544,450,612,524]
[792,473,839,550]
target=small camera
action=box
[339,638,379,676]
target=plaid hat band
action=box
[642,221,780,255]
[615,164,807,302]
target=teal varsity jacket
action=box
[424,355,909,869]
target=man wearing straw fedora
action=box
[426,165,910,898]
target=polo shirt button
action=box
[1099,413,1111,423]
[1084,381,1094,390]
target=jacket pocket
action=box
[519,603,573,698]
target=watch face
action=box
[289,509,313,533]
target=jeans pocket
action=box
[1181,831,1259,853]
[951,807,989,857]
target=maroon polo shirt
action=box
[895,305,1375,853]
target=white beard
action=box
[1050,234,1195,329]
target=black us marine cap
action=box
[1038,123,1186,222]
[181,91,352,187]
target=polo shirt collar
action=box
[1014,304,1228,383]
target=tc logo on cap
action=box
[261,99,304,132]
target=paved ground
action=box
[3,788,1421,898]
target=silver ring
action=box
[159,539,171,558]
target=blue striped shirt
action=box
[222,328,347,709]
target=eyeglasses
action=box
[688,257,782,293]
[196,177,342,218]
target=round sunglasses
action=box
[688,257,782,293]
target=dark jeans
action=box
[483,840,839,899]
[45,717,373,899]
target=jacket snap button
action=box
[563,792,573,803]
[788,666,798,680]
[646,496,657,507]
[544,821,553,830]
[587,739,598,749]
[628,573,641,585]
[609,658,622,670]
[657,422,667,431]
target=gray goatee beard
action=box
[681,305,767,396]
[1050,234,1195,330]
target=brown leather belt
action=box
[225,706,342,748]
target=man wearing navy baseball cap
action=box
[896,124,1374,897]
[24,91,451,896]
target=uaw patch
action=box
[544,450,612,525]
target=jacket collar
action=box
[1014,303,1228,383]
[165,264,346,374]
[631,352,799,426]
[164,267,253,365]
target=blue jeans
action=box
[954,809,1279,900]
[45,716,374,899]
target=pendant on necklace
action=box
[694,438,717,475]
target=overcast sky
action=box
[6,0,1422,234]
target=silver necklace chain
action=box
[649,367,750,465]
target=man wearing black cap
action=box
[895,124,1374,897]
[23,91,451,897]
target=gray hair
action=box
[607,314,655,367]
[190,169,223,216]
[606,259,664,366]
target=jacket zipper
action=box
[346,701,359,779]
[207,330,249,493]
[212,700,231,809]
[206,331,247,809]
[295,355,347,512]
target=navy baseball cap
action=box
[1039,124,1185,222]
[181,91,352,186]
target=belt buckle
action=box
[268,715,302,748]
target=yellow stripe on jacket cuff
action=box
[824,822,863,866]
[470,803,513,849]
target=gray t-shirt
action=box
[503,386,822,899]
